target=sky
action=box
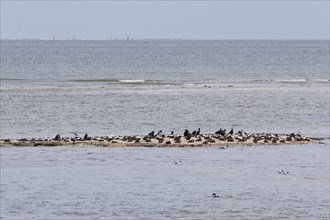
[1,1,329,40]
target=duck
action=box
[212,193,219,198]
[174,160,182,165]
[277,170,289,175]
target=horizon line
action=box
[1,37,329,41]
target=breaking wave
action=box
[67,78,175,85]
[1,77,329,93]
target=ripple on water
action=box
[0,145,329,219]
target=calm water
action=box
[1,40,329,138]
[0,40,329,219]
[1,144,329,220]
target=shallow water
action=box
[1,40,329,139]
[1,84,329,140]
[1,143,329,219]
[0,40,329,219]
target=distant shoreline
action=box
[1,38,329,41]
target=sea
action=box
[0,39,329,219]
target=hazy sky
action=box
[1,1,329,39]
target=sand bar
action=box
[0,131,321,147]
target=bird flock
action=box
[0,127,313,147]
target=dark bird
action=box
[186,133,192,140]
[196,128,200,136]
[228,127,234,135]
[221,129,226,136]
[277,170,289,175]
[174,160,182,165]
[148,131,155,137]
[212,193,219,198]
[215,128,226,136]
[184,129,189,137]
[83,133,91,140]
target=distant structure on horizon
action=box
[127,36,129,41]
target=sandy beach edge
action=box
[0,138,320,148]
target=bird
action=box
[83,133,91,140]
[186,133,192,140]
[215,128,226,136]
[212,193,219,198]
[184,129,189,137]
[168,131,175,138]
[221,129,226,136]
[174,160,182,165]
[228,127,234,135]
[277,170,289,175]
[148,131,155,137]
[196,128,201,136]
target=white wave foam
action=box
[274,79,308,83]
[118,80,145,83]
[273,79,330,84]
